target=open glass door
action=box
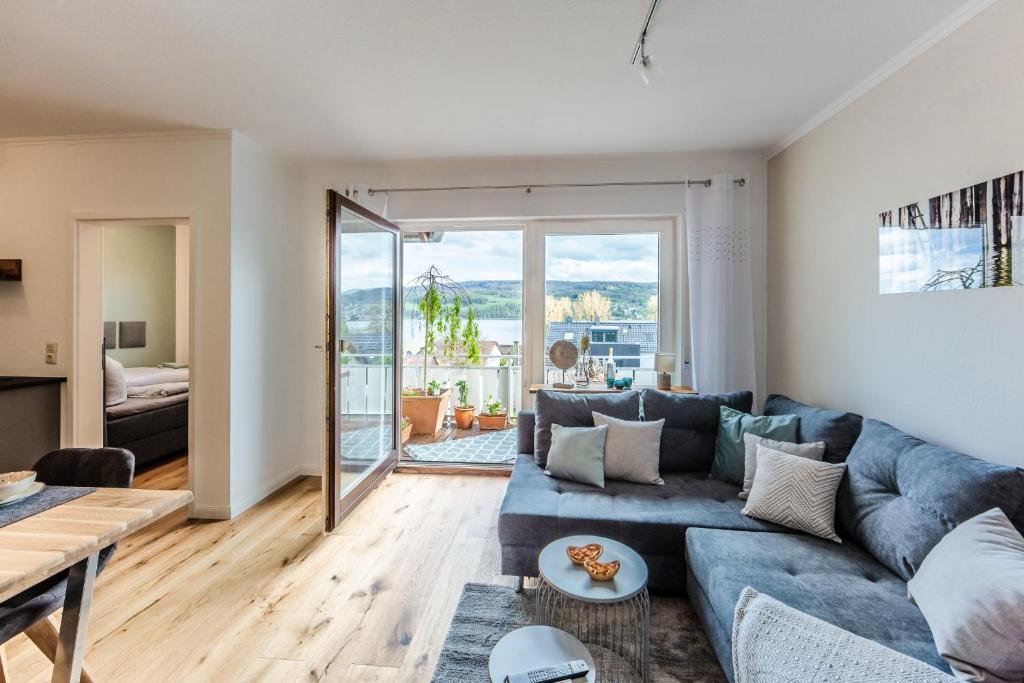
[325,191,401,530]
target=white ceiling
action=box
[0,0,975,162]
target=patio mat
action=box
[405,428,518,464]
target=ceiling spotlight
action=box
[630,0,661,85]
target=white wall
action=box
[229,133,311,514]
[0,132,234,514]
[102,223,176,367]
[767,0,1024,466]
[297,152,768,471]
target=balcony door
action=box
[325,191,401,531]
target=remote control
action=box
[503,659,589,683]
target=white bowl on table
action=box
[0,471,38,501]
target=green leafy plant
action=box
[402,387,420,398]
[408,265,481,392]
[427,379,442,396]
[455,379,471,408]
[400,416,411,429]
[484,394,504,416]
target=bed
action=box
[104,360,189,468]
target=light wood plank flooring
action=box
[5,457,513,682]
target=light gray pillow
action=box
[907,508,1024,683]
[742,445,846,542]
[104,355,127,407]
[740,433,826,499]
[592,411,664,485]
[543,424,608,488]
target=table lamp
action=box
[655,353,676,390]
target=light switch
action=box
[45,341,58,365]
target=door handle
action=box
[314,344,324,350]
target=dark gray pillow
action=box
[837,418,1024,581]
[763,394,863,464]
[533,390,640,468]
[641,389,753,473]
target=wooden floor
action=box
[5,456,514,682]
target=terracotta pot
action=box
[401,389,451,435]
[401,423,412,444]
[453,406,476,430]
[477,413,508,430]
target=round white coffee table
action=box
[536,535,651,682]
[488,625,596,683]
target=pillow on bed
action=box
[123,366,190,387]
[104,356,127,407]
[127,382,189,398]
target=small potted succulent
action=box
[477,394,508,430]
[400,416,412,444]
[453,379,475,430]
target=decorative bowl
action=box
[0,471,37,500]
[566,543,603,565]
[583,558,620,581]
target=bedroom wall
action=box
[767,0,1024,466]
[102,223,177,367]
[295,152,768,473]
[229,133,310,515]
[0,131,234,516]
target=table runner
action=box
[0,485,96,528]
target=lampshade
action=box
[655,353,676,373]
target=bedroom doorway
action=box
[72,217,193,495]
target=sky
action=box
[339,229,660,291]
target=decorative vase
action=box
[454,406,476,430]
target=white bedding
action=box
[127,382,189,398]
[123,366,190,387]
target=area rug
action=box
[405,428,518,464]
[431,583,725,682]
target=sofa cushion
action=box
[534,390,640,468]
[498,455,785,559]
[763,394,862,464]
[684,527,949,674]
[710,406,799,485]
[836,419,1024,581]
[641,390,753,473]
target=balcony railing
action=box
[339,353,522,419]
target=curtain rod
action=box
[366,178,745,196]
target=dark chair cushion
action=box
[762,394,862,464]
[533,390,640,468]
[0,545,116,646]
[836,419,1024,581]
[641,390,752,472]
[34,447,135,488]
[685,527,950,674]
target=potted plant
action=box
[453,379,475,430]
[400,266,481,435]
[400,417,412,444]
[478,394,508,430]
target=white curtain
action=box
[685,173,757,397]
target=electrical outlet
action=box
[45,341,58,365]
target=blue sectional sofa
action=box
[497,390,1024,679]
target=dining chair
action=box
[0,447,134,683]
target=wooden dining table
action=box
[0,487,193,683]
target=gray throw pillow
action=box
[740,433,826,499]
[543,424,608,488]
[534,390,639,468]
[710,406,799,485]
[593,411,664,485]
[743,445,846,542]
[907,508,1024,683]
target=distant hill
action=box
[341,280,657,320]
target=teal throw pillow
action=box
[710,406,798,485]
[544,424,608,488]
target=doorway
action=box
[72,217,194,495]
[325,191,401,530]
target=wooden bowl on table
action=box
[566,543,603,565]
[583,558,620,581]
